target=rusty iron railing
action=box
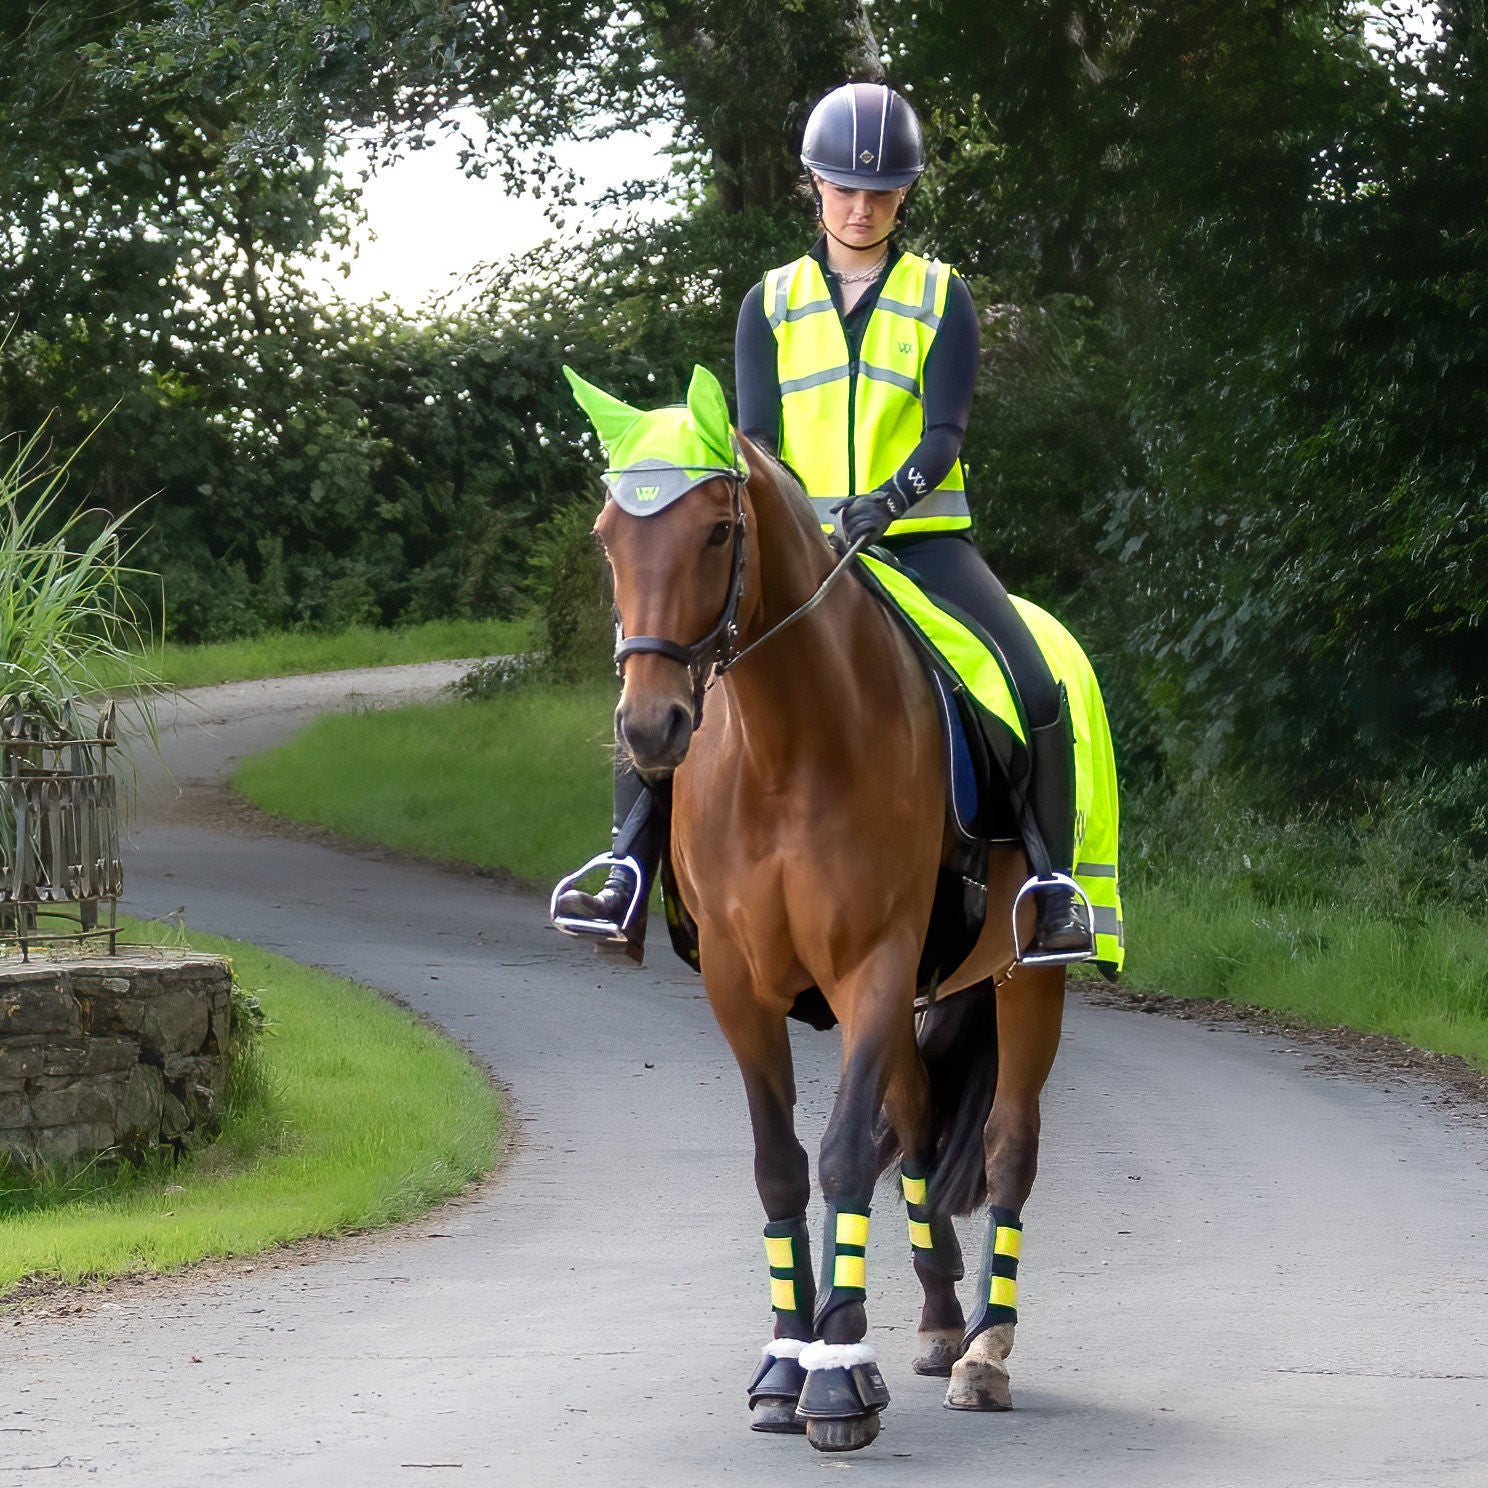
[0,700,121,957]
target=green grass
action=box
[1114,770,1488,1071]
[0,921,504,1296]
[1122,883,1488,1068]
[151,617,533,690]
[235,682,615,883]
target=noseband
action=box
[612,473,749,721]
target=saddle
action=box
[850,554,1026,1003]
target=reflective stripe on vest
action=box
[763,252,971,537]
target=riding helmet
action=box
[801,82,925,191]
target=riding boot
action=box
[551,758,667,961]
[1024,690,1094,959]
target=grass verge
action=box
[137,617,533,691]
[0,921,504,1297]
[234,681,616,883]
[1122,884,1488,1070]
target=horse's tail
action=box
[915,982,1000,1217]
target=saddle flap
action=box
[930,670,979,839]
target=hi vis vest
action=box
[763,251,972,537]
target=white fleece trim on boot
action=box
[762,1338,807,1361]
[799,1341,878,1372]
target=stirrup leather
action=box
[549,853,645,943]
[1012,872,1096,967]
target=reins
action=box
[717,532,868,675]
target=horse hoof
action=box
[747,1340,807,1429]
[805,1412,881,1453]
[797,1343,890,1449]
[750,1398,806,1434]
[911,1327,965,1376]
[944,1358,1012,1411]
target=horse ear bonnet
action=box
[563,363,746,517]
[562,366,645,456]
[685,364,734,462]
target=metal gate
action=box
[0,700,121,957]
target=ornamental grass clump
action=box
[0,424,161,723]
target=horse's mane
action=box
[737,435,837,558]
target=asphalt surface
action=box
[5,664,1487,1487]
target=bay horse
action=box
[589,377,1066,1454]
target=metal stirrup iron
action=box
[549,853,646,944]
[1012,872,1097,967]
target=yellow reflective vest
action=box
[761,250,972,537]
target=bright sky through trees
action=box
[304,113,673,310]
[303,2,1432,312]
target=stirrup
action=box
[549,853,646,944]
[1012,872,1096,967]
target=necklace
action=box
[828,252,888,286]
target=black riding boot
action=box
[1023,691,1094,960]
[551,759,666,960]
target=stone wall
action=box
[0,951,234,1165]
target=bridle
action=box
[610,468,866,727]
[612,471,750,722]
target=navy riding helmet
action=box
[801,82,925,191]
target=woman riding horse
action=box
[558,356,1075,1448]
[555,82,1094,967]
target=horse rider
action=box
[553,80,1094,963]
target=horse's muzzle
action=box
[617,694,695,775]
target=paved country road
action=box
[5,665,1487,1487]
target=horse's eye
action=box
[707,521,733,548]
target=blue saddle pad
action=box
[930,671,980,837]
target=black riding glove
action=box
[830,483,910,551]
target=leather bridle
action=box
[611,470,867,728]
[612,472,749,722]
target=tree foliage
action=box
[873,2,1488,789]
[2,0,1485,801]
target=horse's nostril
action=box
[619,697,695,770]
[664,703,692,754]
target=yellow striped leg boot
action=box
[946,1206,1021,1411]
[798,1204,889,1452]
[901,1162,966,1376]
[748,1216,814,1433]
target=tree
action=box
[872,3,1487,790]
[635,0,878,212]
[7,0,1484,802]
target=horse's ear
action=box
[564,366,643,461]
[685,365,735,462]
